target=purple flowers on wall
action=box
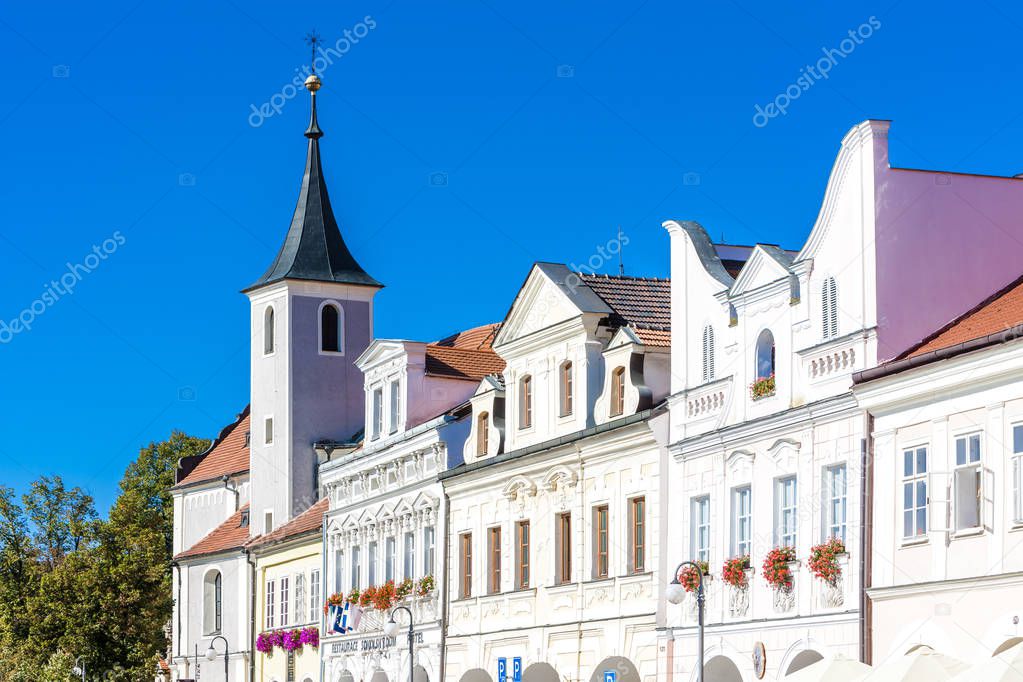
[256,626,319,656]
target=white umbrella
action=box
[784,654,872,681]
[859,649,969,682]
[951,641,1023,682]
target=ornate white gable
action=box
[730,245,793,297]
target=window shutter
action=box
[927,471,951,533]
[828,278,838,338]
[983,466,995,532]
[702,326,715,382]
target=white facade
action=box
[855,333,1023,665]
[443,264,671,682]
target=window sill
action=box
[585,576,614,585]
[899,535,929,548]
[547,581,575,593]
[450,596,477,604]
[1010,520,1023,533]
[951,527,985,540]
[619,570,652,581]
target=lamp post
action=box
[205,635,229,681]
[72,656,85,682]
[383,605,415,682]
[665,560,705,682]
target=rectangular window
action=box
[424,526,436,577]
[515,520,530,589]
[519,375,532,429]
[351,545,361,590]
[954,433,982,530]
[731,486,751,557]
[265,579,275,629]
[264,511,274,535]
[385,537,396,582]
[294,573,306,624]
[279,575,290,627]
[629,497,646,573]
[560,362,573,416]
[389,381,400,434]
[403,531,415,579]
[333,549,344,593]
[775,477,798,548]
[309,569,320,623]
[556,512,572,584]
[488,527,502,594]
[824,464,848,542]
[1014,426,1023,522]
[368,541,378,586]
[264,417,273,445]
[593,505,609,579]
[902,446,928,538]
[691,496,710,563]
[372,389,383,439]
[460,533,473,599]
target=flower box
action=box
[750,374,776,400]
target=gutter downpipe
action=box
[321,506,329,682]
[172,561,181,660]
[859,413,874,664]
[245,548,257,682]
[440,488,451,682]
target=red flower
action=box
[761,547,796,590]
[721,555,751,588]
[808,537,845,584]
[678,560,710,593]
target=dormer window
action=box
[371,388,383,439]
[518,375,532,429]
[477,411,489,456]
[263,307,275,355]
[752,329,776,400]
[821,277,838,340]
[702,325,715,382]
[559,361,573,417]
[320,303,343,353]
[389,381,400,434]
[610,366,625,417]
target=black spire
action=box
[246,72,382,291]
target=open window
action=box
[755,329,775,380]
[953,433,982,531]
[203,570,222,635]
[320,302,343,353]
[263,306,275,355]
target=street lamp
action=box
[72,656,85,682]
[383,605,415,682]
[205,635,229,681]
[666,560,705,682]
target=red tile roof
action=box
[426,323,505,380]
[578,273,671,329]
[901,275,1023,359]
[175,409,250,488]
[174,505,250,560]
[246,497,328,549]
[633,327,671,348]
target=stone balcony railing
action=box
[683,377,732,421]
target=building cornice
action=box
[867,571,1023,601]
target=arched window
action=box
[559,361,573,417]
[610,366,625,417]
[203,570,222,635]
[321,303,342,353]
[263,307,275,355]
[477,412,489,456]
[702,325,715,382]
[755,329,775,380]
[518,375,532,429]
[821,276,838,340]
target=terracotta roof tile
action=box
[174,505,250,560]
[578,273,671,329]
[902,275,1023,359]
[426,323,505,381]
[175,409,250,488]
[632,327,671,347]
[246,497,328,549]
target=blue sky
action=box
[2,1,1021,513]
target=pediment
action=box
[355,339,410,371]
[730,245,794,297]
[473,375,504,397]
[494,264,612,348]
[607,326,642,351]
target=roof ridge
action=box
[577,272,670,282]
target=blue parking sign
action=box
[604,672,616,682]
[498,658,507,682]
[513,657,522,682]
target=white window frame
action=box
[775,476,797,548]
[279,575,290,627]
[902,445,928,539]
[821,276,838,340]
[350,545,361,590]
[1013,425,1023,524]
[403,531,416,579]
[333,548,344,594]
[731,485,751,557]
[371,388,383,440]
[263,305,276,356]
[702,325,715,383]
[309,569,320,623]
[388,380,401,434]
[265,578,276,629]
[294,572,306,624]
[690,495,710,564]
[385,536,396,582]
[953,431,983,532]
[368,540,378,586]
[823,464,848,543]
[423,525,436,577]
[264,416,274,446]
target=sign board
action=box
[604,671,616,682]
[498,658,507,682]
[513,657,522,682]
[752,642,767,679]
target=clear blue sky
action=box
[2,0,1021,513]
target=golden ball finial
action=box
[305,74,322,92]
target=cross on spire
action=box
[305,30,322,74]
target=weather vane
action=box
[305,30,322,73]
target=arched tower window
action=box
[518,375,532,429]
[822,277,838,340]
[610,366,626,417]
[263,307,275,355]
[559,361,573,417]
[702,325,715,382]
[320,303,343,353]
[203,570,222,635]
[755,329,775,380]
[477,411,489,456]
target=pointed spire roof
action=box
[246,74,382,292]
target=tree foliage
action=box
[0,431,209,680]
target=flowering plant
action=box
[721,555,751,588]
[256,632,274,655]
[396,577,415,600]
[808,537,846,584]
[359,585,377,608]
[762,546,797,590]
[324,591,345,614]
[257,626,320,655]
[281,629,303,652]
[347,587,361,605]
[678,560,710,593]
[750,373,776,400]
[373,580,397,611]
[299,627,319,648]
[417,574,435,597]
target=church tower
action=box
[243,72,381,536]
